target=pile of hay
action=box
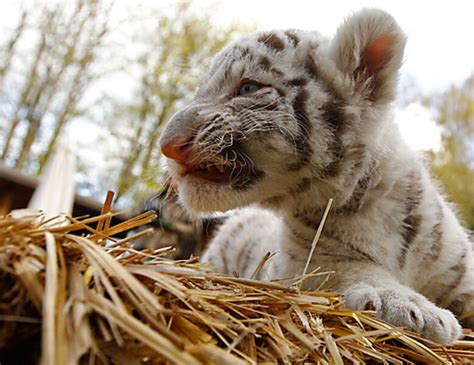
[1,207,473,364]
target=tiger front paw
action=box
[343,284,462,345]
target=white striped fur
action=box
[159,9,473,344]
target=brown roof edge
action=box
[0,162,131,221]
[0,162,37,189]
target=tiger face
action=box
[159,10,406,213]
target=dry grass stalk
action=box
[0,206,473,364]
[301,198,333,281]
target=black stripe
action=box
[322,229,378,263]
[261,195,285,207]
[304,51,320,79]
[317,98,348,179]
[258,33,286,51]
[434,246,468,304]
[321,99,346,132]
[338,173,373,215]
[287,177,312,195]
[284,30,300,46]
[286,77,308,87]
[257,56,271,71]
[287,88,313,171]
[293,212,323,231]
[239,47,250,58]
[288,226,311,243]
[246,102,280,112]
[398,172,423,268]
[232,168,265,191]
[448,247,468,292]
[319,137,344,179]
[425,202,444,262]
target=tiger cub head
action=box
[159,8,406,213]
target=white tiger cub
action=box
[158,9,473,344]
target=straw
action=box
[0,200,473,364]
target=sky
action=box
[1,0,473,152]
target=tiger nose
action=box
[160,136,191,162]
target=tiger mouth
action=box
[177,159,250,185]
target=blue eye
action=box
[238,81,261,96]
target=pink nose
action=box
[161,136,190,162]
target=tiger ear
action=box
[330,9,407,104]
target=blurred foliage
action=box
[427,76,474,230]
[0,0,112,173]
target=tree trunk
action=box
[114,75,152,200]
[37,104,72,175]
[13,66,53,168]
[0,10,51,160]
[0,10,27,82]
[38,2,111,174]
[14,115,41,169]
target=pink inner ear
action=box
[361,35,394,75]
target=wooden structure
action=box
[0,162,107,218]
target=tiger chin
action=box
[158,9,473,344]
